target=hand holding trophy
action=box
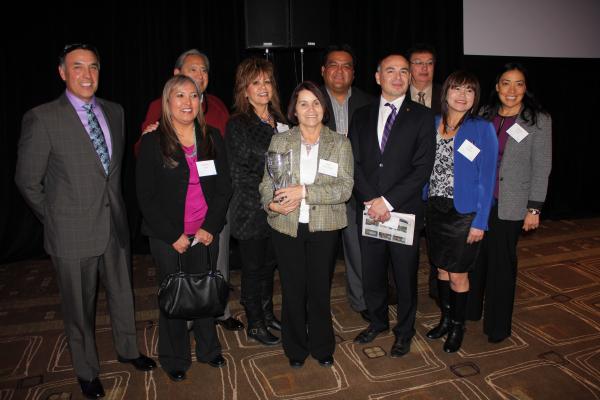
[266,150,292,202]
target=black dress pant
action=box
[271,224,339,361]
[237,236,276,325]
[149,237,221,372]
[467,204,522,339]
[359,227,420,340]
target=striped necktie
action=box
[381,103,397,153]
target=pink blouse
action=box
[182,144,208,235]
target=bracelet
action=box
[527,208,541,215]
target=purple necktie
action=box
[381,103,397,152]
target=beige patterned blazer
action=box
[259,125,354,237]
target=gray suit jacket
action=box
[259,126,354,237]
[497,112,552,220]
[15,93,129,258]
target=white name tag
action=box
[506,123,529,143]
[276,122,289,133]
[318,159,338,177]
[457,139,480,162]
[196,160,217,177]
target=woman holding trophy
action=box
[259,81,354,368]
[225,57,288,346]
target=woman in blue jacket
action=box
[423,71,498,353]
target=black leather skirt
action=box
[425,196,481,273]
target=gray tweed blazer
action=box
[259,125,354,237]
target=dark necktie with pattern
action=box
[381,103,397,153]
[417,91,426,105]
[82,103,110,174]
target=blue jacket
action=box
[423,116,498,230]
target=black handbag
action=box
[158,245,229,319]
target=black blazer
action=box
[225,113,277,240]
[407,83,442,114]
[349,98,436,222]
[322,86,374,132]
[136,124,232,244]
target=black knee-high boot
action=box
[444,290,468,353]
[261,272,282,331]
[426,279,451,339]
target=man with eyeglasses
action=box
[407,44,442,114]
[15,43,156,399]
[407,43,443,302]
[320,44,373,322]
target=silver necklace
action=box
[301,135,320,155]
[182,128,197,158]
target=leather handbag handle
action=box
[176,243,216,274]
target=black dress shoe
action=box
[318,355,334,367]
[117,354,157,371]
[488,335,507,344]
[216,317,245,331]
[77,377,105,399]
[248,325,281,346]
[204,354,226,368]
[289,359,305,368]
[390,337,412,357]
[265,315,282,331]
[359,310,371,323]
[165,370,186,382]
[354,326,387,344]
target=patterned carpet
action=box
[1,218,600,399]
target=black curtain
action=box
[2,0,598,263]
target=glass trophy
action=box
[265,150,292,201]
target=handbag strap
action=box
[176,243,216,274]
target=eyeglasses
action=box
[59,43,100,65]
[60,43,99,59]
[410,60,434,67]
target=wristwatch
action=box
[527,208,541,215]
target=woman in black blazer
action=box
[225,57,288,346]
[137,75,232,381]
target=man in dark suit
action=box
[407,43,442,114]
[349,53,435,357]
[321,44,373,321]
[407,43,443,300]
[15,44,155,399]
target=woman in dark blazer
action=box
[225,57,288,346]
[423,71,498,353]
[259,81,354,368]
[468,63,552,343]
[137,75,231,381]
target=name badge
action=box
[506,123,529,143]
[196,160,217,177]
[318,159,338,177]
[457,139,480,162]
[276,122,289,133]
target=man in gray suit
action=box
[15,44,155,399]
[321,44,373,321]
